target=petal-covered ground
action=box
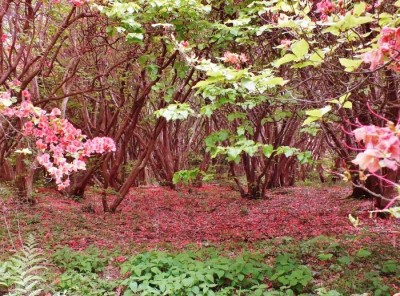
[1,185,399,252]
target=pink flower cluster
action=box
[223,51,248,69]
[352,123,400,173]
[363,27,400,72]
[1,34,9,42]
[316,0,336,15]
[0,91,13,108]
[280,39,292,49]
[316,0,339,21]
[1,90,116,190]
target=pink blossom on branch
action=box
[223,51,248,69]
[362,27,400,72]
[22,90,31,100]
[352,123,400,173]
[352,148,382,173]
[0,89,116,191]
[1,34,9,42]
[316,0,335,15]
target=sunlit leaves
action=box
[339,58,363,72]
[173,169,199,185]
[328,93,352,109]
[273,39,326,68]
[262,144,274,158]
[194,60,287,116]
[321,13,374,36]
[302,106,332,126]
[291,39,309,59]
[155,103,195,121]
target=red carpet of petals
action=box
[2,185,399,251]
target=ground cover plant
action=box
[1,185,399,295]
[1,0,400,295]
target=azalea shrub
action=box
[0,89,115,190]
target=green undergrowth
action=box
[0,235,398,295]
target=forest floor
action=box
[1,183,400,295]
[1,183,399,252]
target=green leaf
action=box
[342,101,352,109]
[302,105,332,126]
[241,79,257,92]
[262,144,274,158]
[183,277,194,287]
[291,39,309,58]
[273,54,297,67]
[337,256,352,266]
[227,147,242,162]
[339,58,362,72]
[215,270,224,278]
[305,105,332,118]
[356,249,371,258]
[318,253,333,261]
[353,2,366,16]
[126,32,143,44]
[338,93,350,104]
[205,273,214,282]
[155,103,195,121]
[129,282,138,292]
[386,207,400,218]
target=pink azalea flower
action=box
[280,39,292,49]
[352,149,381,173]
[363,27,400,72]
[1,34,9,42]
[22,90,31,100]
[23,121,34,135]
[223,51,240,66]
[380,158,398,171]
[316,0,335,15]
[50,108,61,117]
[36,139,47,151]
[57,179,70,190]
[10,79,21,87]
[362,50,384,71]
[179,41,189,48]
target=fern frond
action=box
[1,235,47,296]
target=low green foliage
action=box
[51,247,117,295]
[267,253,313,293]
[120,249,269,296]
[381,259,400,275]
[52,246,109,273]
[1,235,398,295]
[55,271,117,296]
